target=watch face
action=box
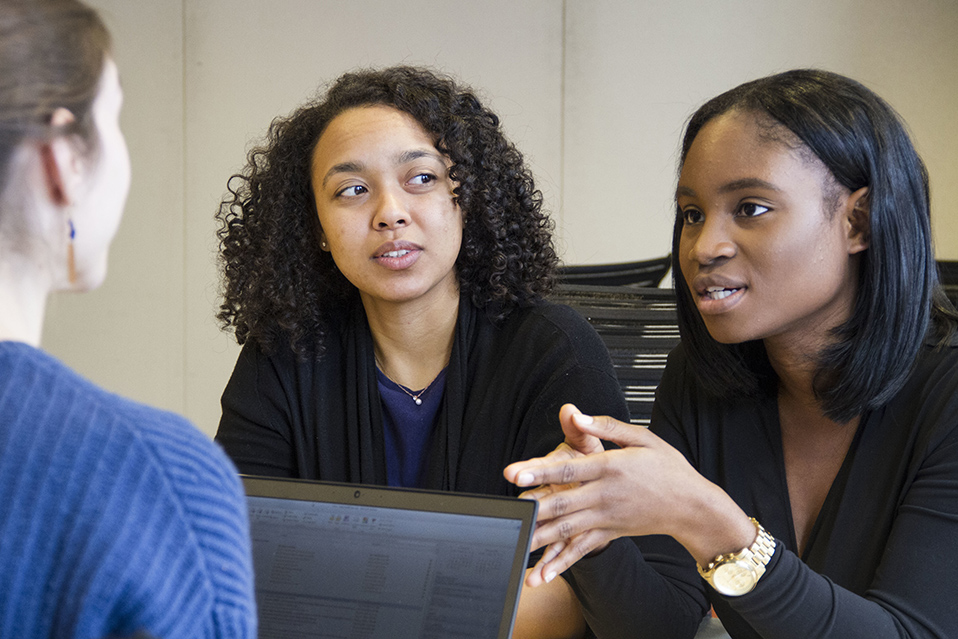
[713,561,757,596]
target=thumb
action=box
[559,404,605,456]
[572,411,651,449]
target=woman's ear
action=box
[845,186,870,255]
[38,107,80,207]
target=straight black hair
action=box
[672,69,958,422]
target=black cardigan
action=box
[215,297,629,496]
[565,339,958,639]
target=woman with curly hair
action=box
[214,65,628,637]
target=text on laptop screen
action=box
[248,494,525,639]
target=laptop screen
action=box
[243,476,537,639]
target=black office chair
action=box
[550,284,680,426]
[557,254,672,288]
[937,260,958,306]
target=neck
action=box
[764,337,819,406]
[0,253,51,347]
[362,286,460,390]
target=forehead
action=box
[680,110,830,187]
[311,105,436,167]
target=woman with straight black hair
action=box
[506,69,958,639]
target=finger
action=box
[538,530,612,582]
[559,404,605,455]
[530,505,605,550]
[510,452,607,488]
[517,483,565,504]
[529,481,595,522]
[525,540,567,587]
[575,412,654,448]
[504,443,578,484]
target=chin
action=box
[702,320,755,345]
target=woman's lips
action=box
[702,286,740,301]
[695,285,745,313]
[372,241,421,270]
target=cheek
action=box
[677,231,696,283]
[437,202,464,248]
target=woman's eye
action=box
[738,202,770,217]
[337,185,367,198]
[682,208,704,225]
[409,173,435,186]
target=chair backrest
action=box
[938,260,958,306]
[549,284,680,426]
[557,254,672,288]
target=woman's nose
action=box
[373,189,408,229]
[685,216,736,265]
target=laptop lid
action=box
[242,476,537,639]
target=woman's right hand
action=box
[505,404,754,586]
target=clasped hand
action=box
[504,403,716,587]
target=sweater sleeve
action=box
[514,304,631,464]
[0,345,256,639]
[216,342,299,477]
[132,408,259,639]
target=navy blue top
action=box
[377,368,447,487]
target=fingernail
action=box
[572,413,594,426]
[545,571,557,583]
[517,472,535,486]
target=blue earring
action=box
[67,219,77,283]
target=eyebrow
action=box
[676,177,781,199]
[320,148,444,188]
[321,161,364,188]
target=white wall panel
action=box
[562,0,958,268]
[44,0,186,414]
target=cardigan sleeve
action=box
[561,348,711,639]
[722,422,958,639]
[215,342,299,477]
[566,343,958,639]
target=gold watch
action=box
[697,518,776,597]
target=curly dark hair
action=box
[216,65,558,358]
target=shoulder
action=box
[0,342,255,632]
[496,301,610,360]
[226,330,346,397]
[2,343,238,476]
[656,341,695,398]
[891,339,958,442]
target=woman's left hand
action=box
[505,405,745,586]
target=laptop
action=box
[242,475,538,639]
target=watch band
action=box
[697,518,776,597]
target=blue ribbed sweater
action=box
[0,341,257,639]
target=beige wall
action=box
[44,0,958,437]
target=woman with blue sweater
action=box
[0,1,257,637]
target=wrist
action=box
[675,483,756,567]
[697,518,776,597]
